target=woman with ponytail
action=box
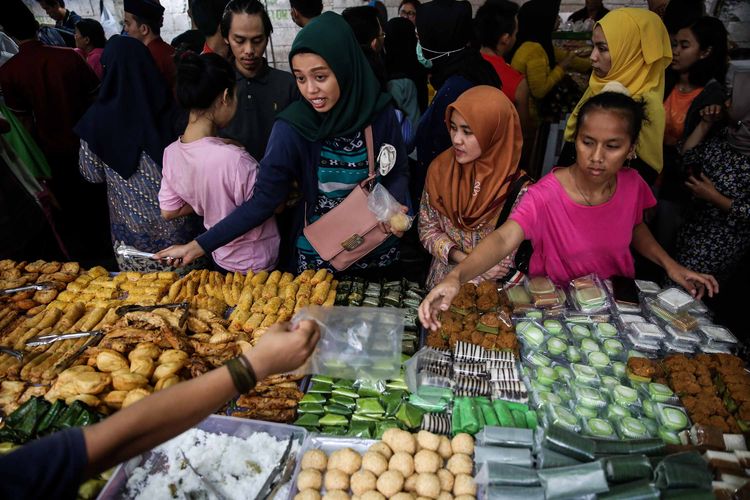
[159,51,280,273]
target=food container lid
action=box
[630,322,665,340]
[656,287,695,313]
[635,279,661,294]
[699,324,738,344]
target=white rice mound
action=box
[125,428,289,499]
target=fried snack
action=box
[155,375,180,391]
[279,272,294,287]
[263,297,283,315]
[323,290,336,307]
[311,281,331,305]
[230,309,251,332]
[310,269,328,286]
[259,314,278,329]
[280,283,300,301]
[262,283,279,300]
[266,270,282,286]
[250,298,268,314]
[112,372,149,391]
[243,313,265,334]
[294,298,310,313]
[251,271,269,287]
[296,283,312,300]
[297,270,315,283]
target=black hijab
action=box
[384,18,421,81]
[415,0,500,91]
[74,35,178,179]
[510,0,561,68]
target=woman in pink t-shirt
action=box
[419,91,718,330]
[74,19,106,80]
[159,53,279,273]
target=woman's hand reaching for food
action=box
[378,205,411,238]
[418,275,461,331]
[153,240,206,267]
[665,262,719,300]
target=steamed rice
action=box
[125,428,290,499]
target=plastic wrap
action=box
[485,485,545,499]
[604,455,653,483]
[540,425,596,461]
[598,480,660,499]
[292,306,403,380]
[654,452,713,490]
[476,462,540,486]
[656,287,695,314]
[537,460,609,499]
[367,183,413,231]
[476,426,534,448]
[569,274,611,314]
[535,446,583,468]
[474,445,533,467]
[593,437,665,456]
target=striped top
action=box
[296,131,398,272]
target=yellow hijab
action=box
[563,8,672,173]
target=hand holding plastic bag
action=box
[367,184,413,232]
[291,306,404,380]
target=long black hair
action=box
[668,16,728,93]
[509,0,560,68]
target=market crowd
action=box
[0,0,748,327]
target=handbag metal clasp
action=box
[341,234,364,251]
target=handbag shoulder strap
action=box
[365,125,375,178]
[496,174,531,230]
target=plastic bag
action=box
[537,460,609,499]
[292,306,403,380]
[404,347,454,405]
[100,0,123,39]
[367,183,412,231]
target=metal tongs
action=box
[0,347,23,361]
[179,449,229,500]
[25,330,103,348]
[0,283,54,295]
[115,243,155,260]
[255,438,295,500]
[116,301,190,328]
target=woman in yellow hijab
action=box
[561,8,672,184]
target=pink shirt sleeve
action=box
[233,150,259,205]
[158,155,186,211]
[509,187,540,240]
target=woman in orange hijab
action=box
[419,85,528,288]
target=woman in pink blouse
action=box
[420,91,718,330]
[419,86,529,288]
[74,19,106,79]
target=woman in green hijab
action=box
[155,12,411,275]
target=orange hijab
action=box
[424,85,524,230]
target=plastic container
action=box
[699,325,738,345]
[569,274,610,314]
[617,416,651,439]
[98,415,307,500]
[574,385,608,410]
[584,417,617,439]
[595,323,619,339]
[517,322,545,348]
[630,322,665,341]
[655,403,690,432]
[571,363,601,386]
[588,351,611,371]
[635,280,661,295]
[656,288,695,314]
[545,403,581,432]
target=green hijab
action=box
[278,12,392,142]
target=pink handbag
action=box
[303,126,390,271]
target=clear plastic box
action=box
[97,415,307,500]
[656,287,695,314]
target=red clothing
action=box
[481,53,524,104]
[664,86,703,146]
[147,37,176,90]
[201,41,213,54]
[0,40,99,158]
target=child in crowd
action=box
[159,52,280,273]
